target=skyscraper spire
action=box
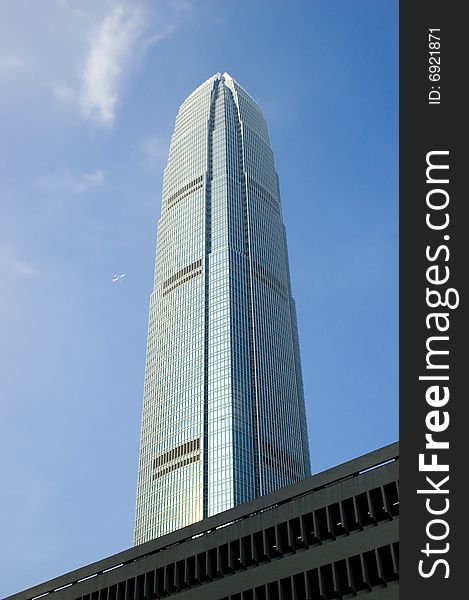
[134,74,310,545]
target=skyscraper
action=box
[134,73,310,545]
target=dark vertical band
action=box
[400,2,464,596]
[203,79,219,519]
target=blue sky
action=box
[0,1,397,595]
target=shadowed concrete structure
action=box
[7,443,399,600]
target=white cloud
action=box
[0,1,192,123]
[79,4,143,125]
[141,135,168,170]
[82,169,106,186]
[168,0,192,11]
[0,252,38,277]
[53,81,76,103]
[36,169,106,194]
[0,55,24,73]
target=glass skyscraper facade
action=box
[134,73,310,545]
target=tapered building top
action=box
[134,73,310,545]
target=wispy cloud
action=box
[80,4,143,125]
[141,135,168,170]
[82,169,106,186]
[1,1,192,123]
[53,81,76,103]
[168,0,192,12]
[0,55,24,73]
[50,1,192,126]
[0,251,38,277]
[36,169,105,194]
